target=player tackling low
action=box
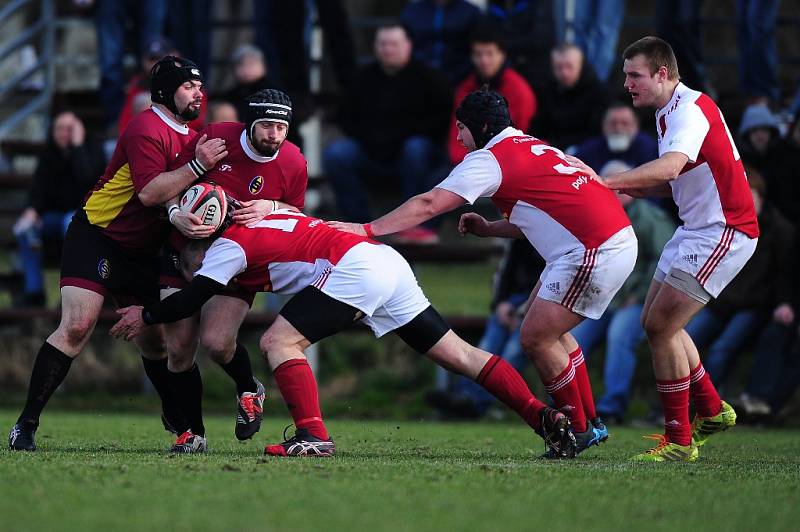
[110,204,576,457]
[330,89,639,456]
[567,37,759,462]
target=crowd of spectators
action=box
[11,0,800,422]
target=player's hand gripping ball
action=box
[179,183,228,231]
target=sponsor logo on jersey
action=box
[218,164,232,172]
[308,220,322,228]
[681,253,699,266]
[571,175,590,190]
[98,258,111,279]
[249,175,264,195]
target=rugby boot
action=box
[170,430,208,454]
[8,419,37,451]
[264,427,335,457]
[691,400,736,447]
[630,434,698,463]
[536,407,576,458]
[235,378,265,441]
[591,417,609,443]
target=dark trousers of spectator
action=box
[571,304,645,419]
[746,321,800,411]
[96,0,166,128]
[16,211,72,296]
[685,307,767,388]
[323,136,446,225]
[656,0,707,92]
[736,0,780,102]
[166,0,212,81]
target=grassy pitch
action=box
[1,410,798,532]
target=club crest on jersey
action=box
[249,175,264,195]
[97,258,110,279]
[218,164,232,172]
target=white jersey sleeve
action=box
[194,237,248,286]
[435,149,502,204]
[659,104,710,163]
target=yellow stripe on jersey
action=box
[83,163,136,228]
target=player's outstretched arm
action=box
[327,188,466,237]
[459,213,524,239]
[109,275,225,341]
[603,152,688,191]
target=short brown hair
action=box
[623,36,680,81]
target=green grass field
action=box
[2,410,798,532]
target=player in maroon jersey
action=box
[8,56,228,452]
[110,205,576,458]
[157,89,308,453]
[567,37,759,462]
[330,90,638,456]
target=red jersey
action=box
[173,121,307,208]
[437,127,632,262]
[82,107,196,254]
[195,211,370,294]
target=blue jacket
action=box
[572,132,658,174]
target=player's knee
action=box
[59,317,94,348]
[643,311,673,339]
[199,331,235,364]
[519,327,548,357]
[168,351,195,373]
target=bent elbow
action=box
[138,189,160,207]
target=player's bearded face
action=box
[175,81,203,121]
[252,121,288,156]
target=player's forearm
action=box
[370,196,439,237]
[141,276,224,324]
[486,220,525,239]
[604,157,681,190]
[138,164,199,206]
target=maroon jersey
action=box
[82,107,196,254]
[195,211,370,294]
[173,121,308,208]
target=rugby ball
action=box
[179,183,227,231]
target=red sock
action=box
[273,359,329,440]
[657,376,691,445]
[476,355,547,431]
[689,362,722,417]
[544,361,587,432]
[569,347,597,420]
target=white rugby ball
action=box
[179,183,227,231]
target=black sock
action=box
[141,356,185,429]
[219,343,257,396]
[170,364,205,436]
[19,342,74,424]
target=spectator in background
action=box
[220,45,280,122]
[570,102,659,171]
[117,37,206,135]
[765,116,800,223]
[685,171,794,389]
[166,0,212,78]
[95,0,166,130]
[529,43,609,150]
[570,161,676,423]
[13,112,106,306]
[737,104,781,176]
[448,26,537,165]
[554,0,625,82]
[736,0,780,104]
[207,100,238,124]
[401,0,483,86]
[323,23,452,243]
[429,240,545,418]
[486,0,557,93]
[656,0,708,93]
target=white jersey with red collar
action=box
[656,82,759,238]
[436,127,632,262]
[195,210,372,295]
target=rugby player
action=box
[110,207,576,458]
[159,89,308,453]
[8,56,227,451]
[330,90,639,456]
[567,37,759,462]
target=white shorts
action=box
[656,225,758,298]
[314,242,431,337]
[536,226,638,319]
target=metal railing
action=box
[0,0,55,139]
